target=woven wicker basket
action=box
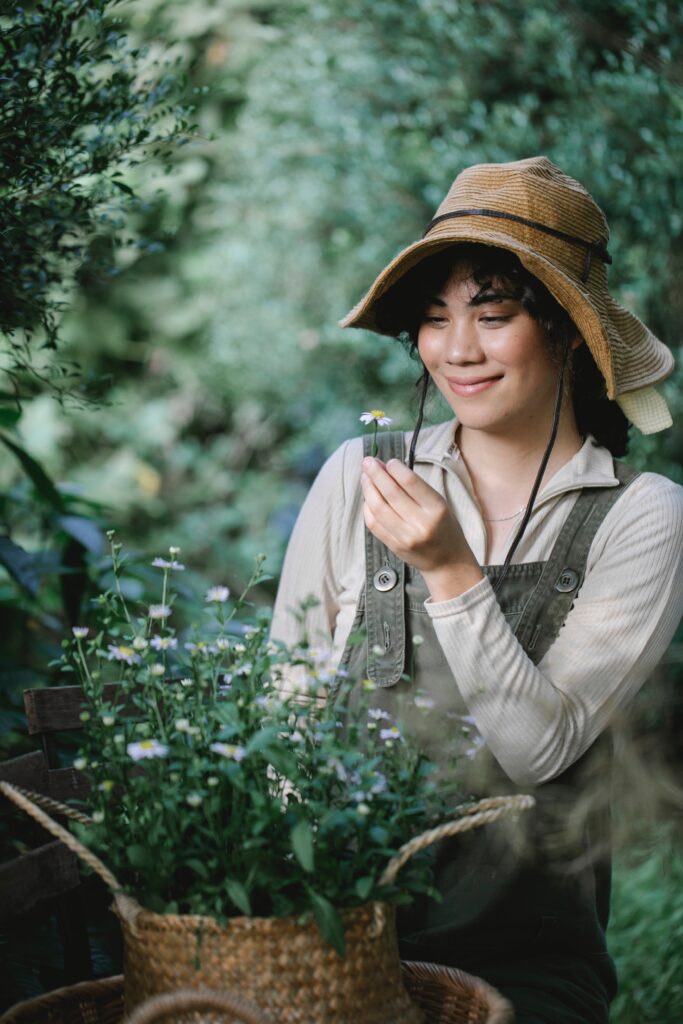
[1,783,530,1024]
[0,967,514,1024]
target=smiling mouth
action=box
[446,375,502,396]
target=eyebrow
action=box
[426,289,519,307]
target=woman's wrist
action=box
[420,560,484,603]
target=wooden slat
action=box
[0,841,80,922]
[49,766,91,804]
[24,682,124,734]
[0,750,48,791]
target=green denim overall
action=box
[337,432,639,1024]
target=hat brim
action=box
[340,228,674,402]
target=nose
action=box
[442,318,485,364]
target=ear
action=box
[570,334,584,351]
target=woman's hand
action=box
[360,457,484,601]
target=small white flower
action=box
[179,677,194,687]
[151,557,185,571]
[149,663,165,677]
[370,773,388,794]
[359,409,392,426]
[290,730,305,743]
[72,627,89,639]
[186,792,203,807]
[107,644,140,665]
[98,779,114,793]
[368,708,391,721]
[205,586,230,603]
[92,810,105,824]
[175,718,191,732]
[148,604,172,620]
[233,643,246,654]
[169,546,181,556]
[215,638,230,650]
[73,757,87,771]
[379,725,401,741]
[210,742,247,761]
[235,662,253,676]
[113,734,125,745]
[184,640,218,655]
[357,803,371,816]
[371,644,384,656]
[102,714,115,727]
[132,636,149,651]
[150,635,178,651]
[412,634,425,647]
[207,775,219,787]
[127,739,169,761]
[414,695,435,710]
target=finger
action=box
[360,472,409,540]
[362,457,421,522]
[382,458,445,510]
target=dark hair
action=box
[375,244,630,457]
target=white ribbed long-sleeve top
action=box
[271,420,683,787]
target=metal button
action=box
[554,568,580,593]
[373,566,398,592]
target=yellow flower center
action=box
[369,409,385,418]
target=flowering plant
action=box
[359,409,393,456]
[63,535,456,953]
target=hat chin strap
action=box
[493,337,571,595]
[616,386,673,434]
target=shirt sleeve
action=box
[270,438,356,651]
[425,472,683,787]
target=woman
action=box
[271,157,683,1022]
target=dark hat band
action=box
[423,208,612,283]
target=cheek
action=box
[417,330,438,370]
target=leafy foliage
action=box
[0,0,191,397]
[608,832,683,1023]
[66,541,456,953]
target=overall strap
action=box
[515,460,640,662]
[364,431,407,687]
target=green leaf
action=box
[186,858,209,880]
[0,536,41,596]
[56,514,105,553]
[225,877,252,915]
[0,407,21,428]
[290,818,314,873]
[307,888,345,956]
[354,876,374,901]
[112,178,135,196]
[0,433,65,512]
[127,844,150,868]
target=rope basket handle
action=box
[379,794,535,887]
[125,987,276,1024]
[0,781,140,922]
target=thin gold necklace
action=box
[482,505,526,522]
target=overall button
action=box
[554,568,580,593]
[373,567,398,592]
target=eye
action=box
[423,314,447,325]
[480,314,512,325]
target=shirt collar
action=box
[412,419,619,504]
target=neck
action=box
[457,404,583,514]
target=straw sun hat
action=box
[340,156,674,434]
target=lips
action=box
[446,375,502,396]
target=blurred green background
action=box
[1,0,682,1019]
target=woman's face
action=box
[417,262,565,437]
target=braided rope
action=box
[0,781,124,894]
[2,782,94,825]
[380,794,535,887]
[125,988,275,1024]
